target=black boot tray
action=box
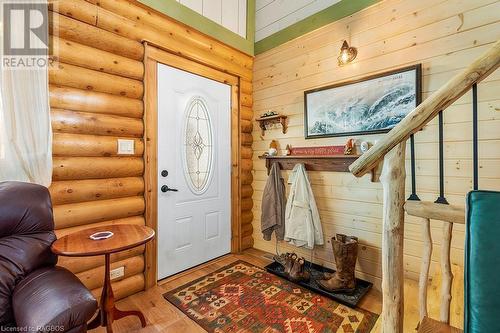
[265,260,372,307]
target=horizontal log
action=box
[49,0,97,25]
[241,235,254,250]
[55,215,144,238]
[91,273,144,301]
[240,80,252,95]
[241,198,253,211]
[53,133,144,157]
[50,85,143,118]
[51,36,144,80]
[404,201,465,224]
[58,243,144,274]
[241,93,253,107]
[50,177,144,205]
[94,0,252,70]
[50,11,143,60]
[241,106,253,121]
[53,196,145,229]
[350,40,500,177]
[88,2,251,79]
[241,171,253,185]
[241,119,253,133]
[241,223,253,237]
[241,133,253,146]
[241,159,253,172]
[241,211,253,225]
[241,185,253,198]
[52,156,143,180]
[77,255,144,291]
[51,109,143,137]
[241,146,253,160]
[49,62,143,98]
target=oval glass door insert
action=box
[183,96,214,194]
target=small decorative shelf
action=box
[256,115,288,136]
[259,155,360,175]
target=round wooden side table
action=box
[51,224,155,333]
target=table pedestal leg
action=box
[87,254,147,332]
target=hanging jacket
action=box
[261,162,286,241]
[284,164,324,249]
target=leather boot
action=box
[289,257,310,282]
[284,253,297,275]
[318,234,358,293]
[273,252,288,267]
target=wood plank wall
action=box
[48,0,254,301]
[252,0,500,289]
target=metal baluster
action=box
[435,111,449,204]
[472,83,478,190]
[408,134,420,200]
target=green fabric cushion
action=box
[465,190,500,333]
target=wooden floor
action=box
[91,248,463,332]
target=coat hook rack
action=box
[259,155,360,174]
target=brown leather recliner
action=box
[0,181,98,333]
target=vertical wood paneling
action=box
[203,0,222,23]
[252,0,500,300]
[238,0,248,37]
[176,0,247,38]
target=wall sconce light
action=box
[338,40,357,66]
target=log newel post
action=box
[419,217,432,322]
[379,142,406,333]
[440,221,454,323]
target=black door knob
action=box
[161,185,178,193]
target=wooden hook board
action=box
[259,155,360,175]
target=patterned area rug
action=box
[164,260,378,332]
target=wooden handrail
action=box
[404,201,465,224]
[350,40,500,177]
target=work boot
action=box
[284,253,297,275]
[318,234,358,293]
[289,257,310,282]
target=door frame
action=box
[143,44,242,289]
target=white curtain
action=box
[0,3,52,187]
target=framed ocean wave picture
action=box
[304,64,422,138]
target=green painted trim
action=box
[139,0,255,56]
[254,0,380,55]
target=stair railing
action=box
[348,40,500,333]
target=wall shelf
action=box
[256,115,288,136]
[259,155,360,174]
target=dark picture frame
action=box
[304,64,422,139]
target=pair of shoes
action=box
[289,257,310,283]
[317,234,358,293]
[273,252,288,266]
[283,253,297,275]
[282,253,310,282]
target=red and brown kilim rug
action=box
[164,260,379,332]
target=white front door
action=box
[157,64,231,280]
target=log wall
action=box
[252,0,500,294]
[48,0,253,301]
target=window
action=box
[183,97,214,194]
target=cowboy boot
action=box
[318,234,358,293]
[289,257,310,282]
